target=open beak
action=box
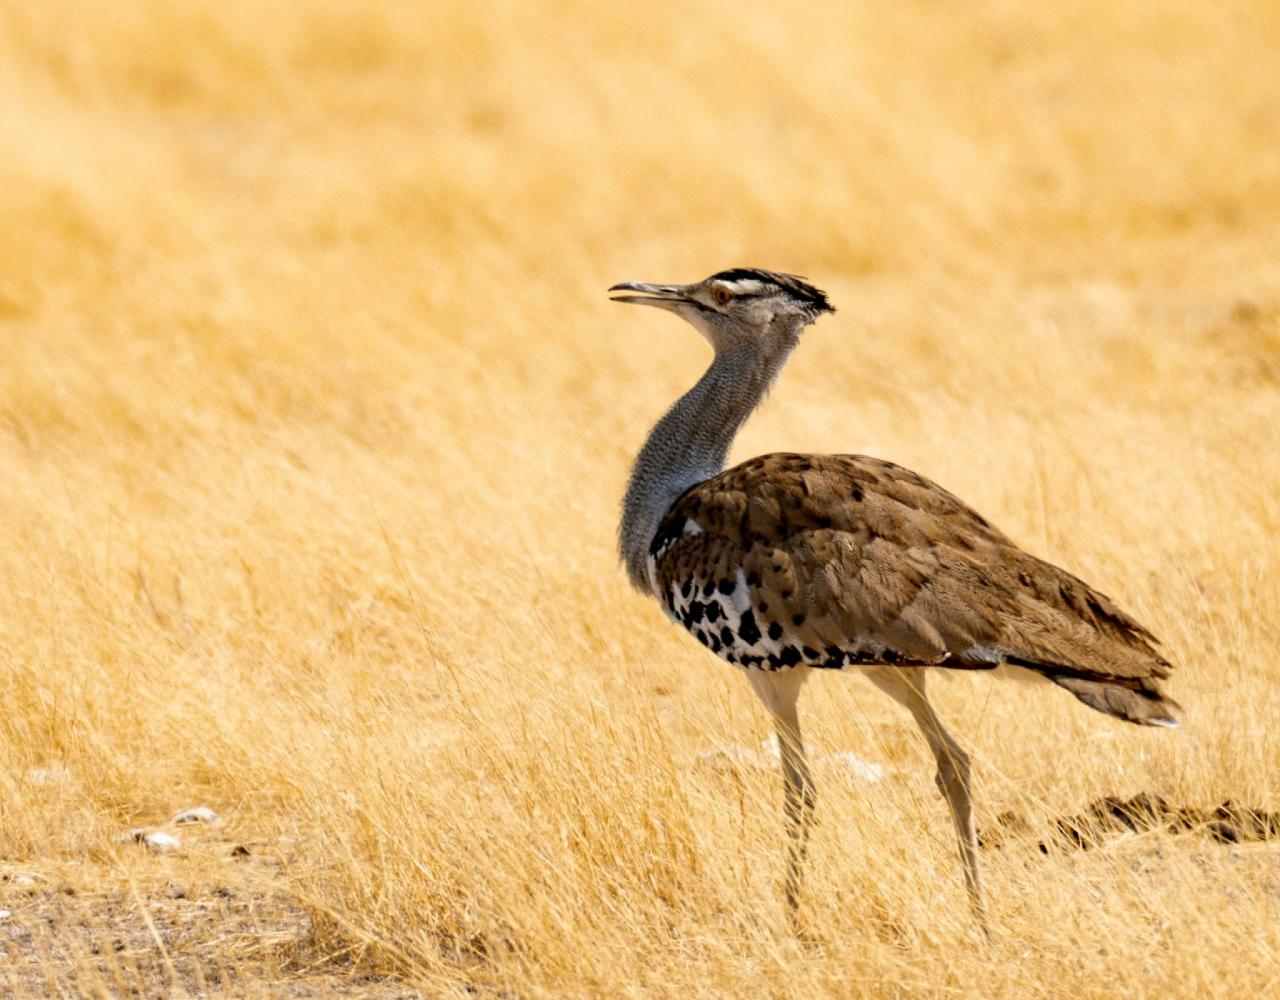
[608,281,693,311]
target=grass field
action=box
[2,2,1279,996]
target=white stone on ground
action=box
[829,750,887,783]
[697,738,889,783]
[171,806,219,824]
[25,764,70,785]
[120,828,181,853]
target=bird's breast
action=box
[659,566,941,672]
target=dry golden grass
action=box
[2,1,1279,996]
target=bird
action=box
[609,267,1180,926]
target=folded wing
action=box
[651,453,1179,726]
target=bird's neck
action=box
[619,330,799,592]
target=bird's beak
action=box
[608,281,693,311]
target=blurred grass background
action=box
[0,1,1278,995]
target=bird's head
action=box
[609,268,834,352]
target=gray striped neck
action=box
[619,332,798,592]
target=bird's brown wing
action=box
[652,453,1179,725]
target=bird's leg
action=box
[748,668,814,918]
[865,668,986,929]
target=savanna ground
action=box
[2,2,1278,996]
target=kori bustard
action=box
[611,268,1180,924]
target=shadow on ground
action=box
[980,793,1280,853]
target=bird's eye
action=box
[712,286,732,306]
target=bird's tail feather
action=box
[1049,676,1181,728]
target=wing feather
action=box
[652,453,1178,711]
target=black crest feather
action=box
[709,268,834,314]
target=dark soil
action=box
[980,792,1280,853]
